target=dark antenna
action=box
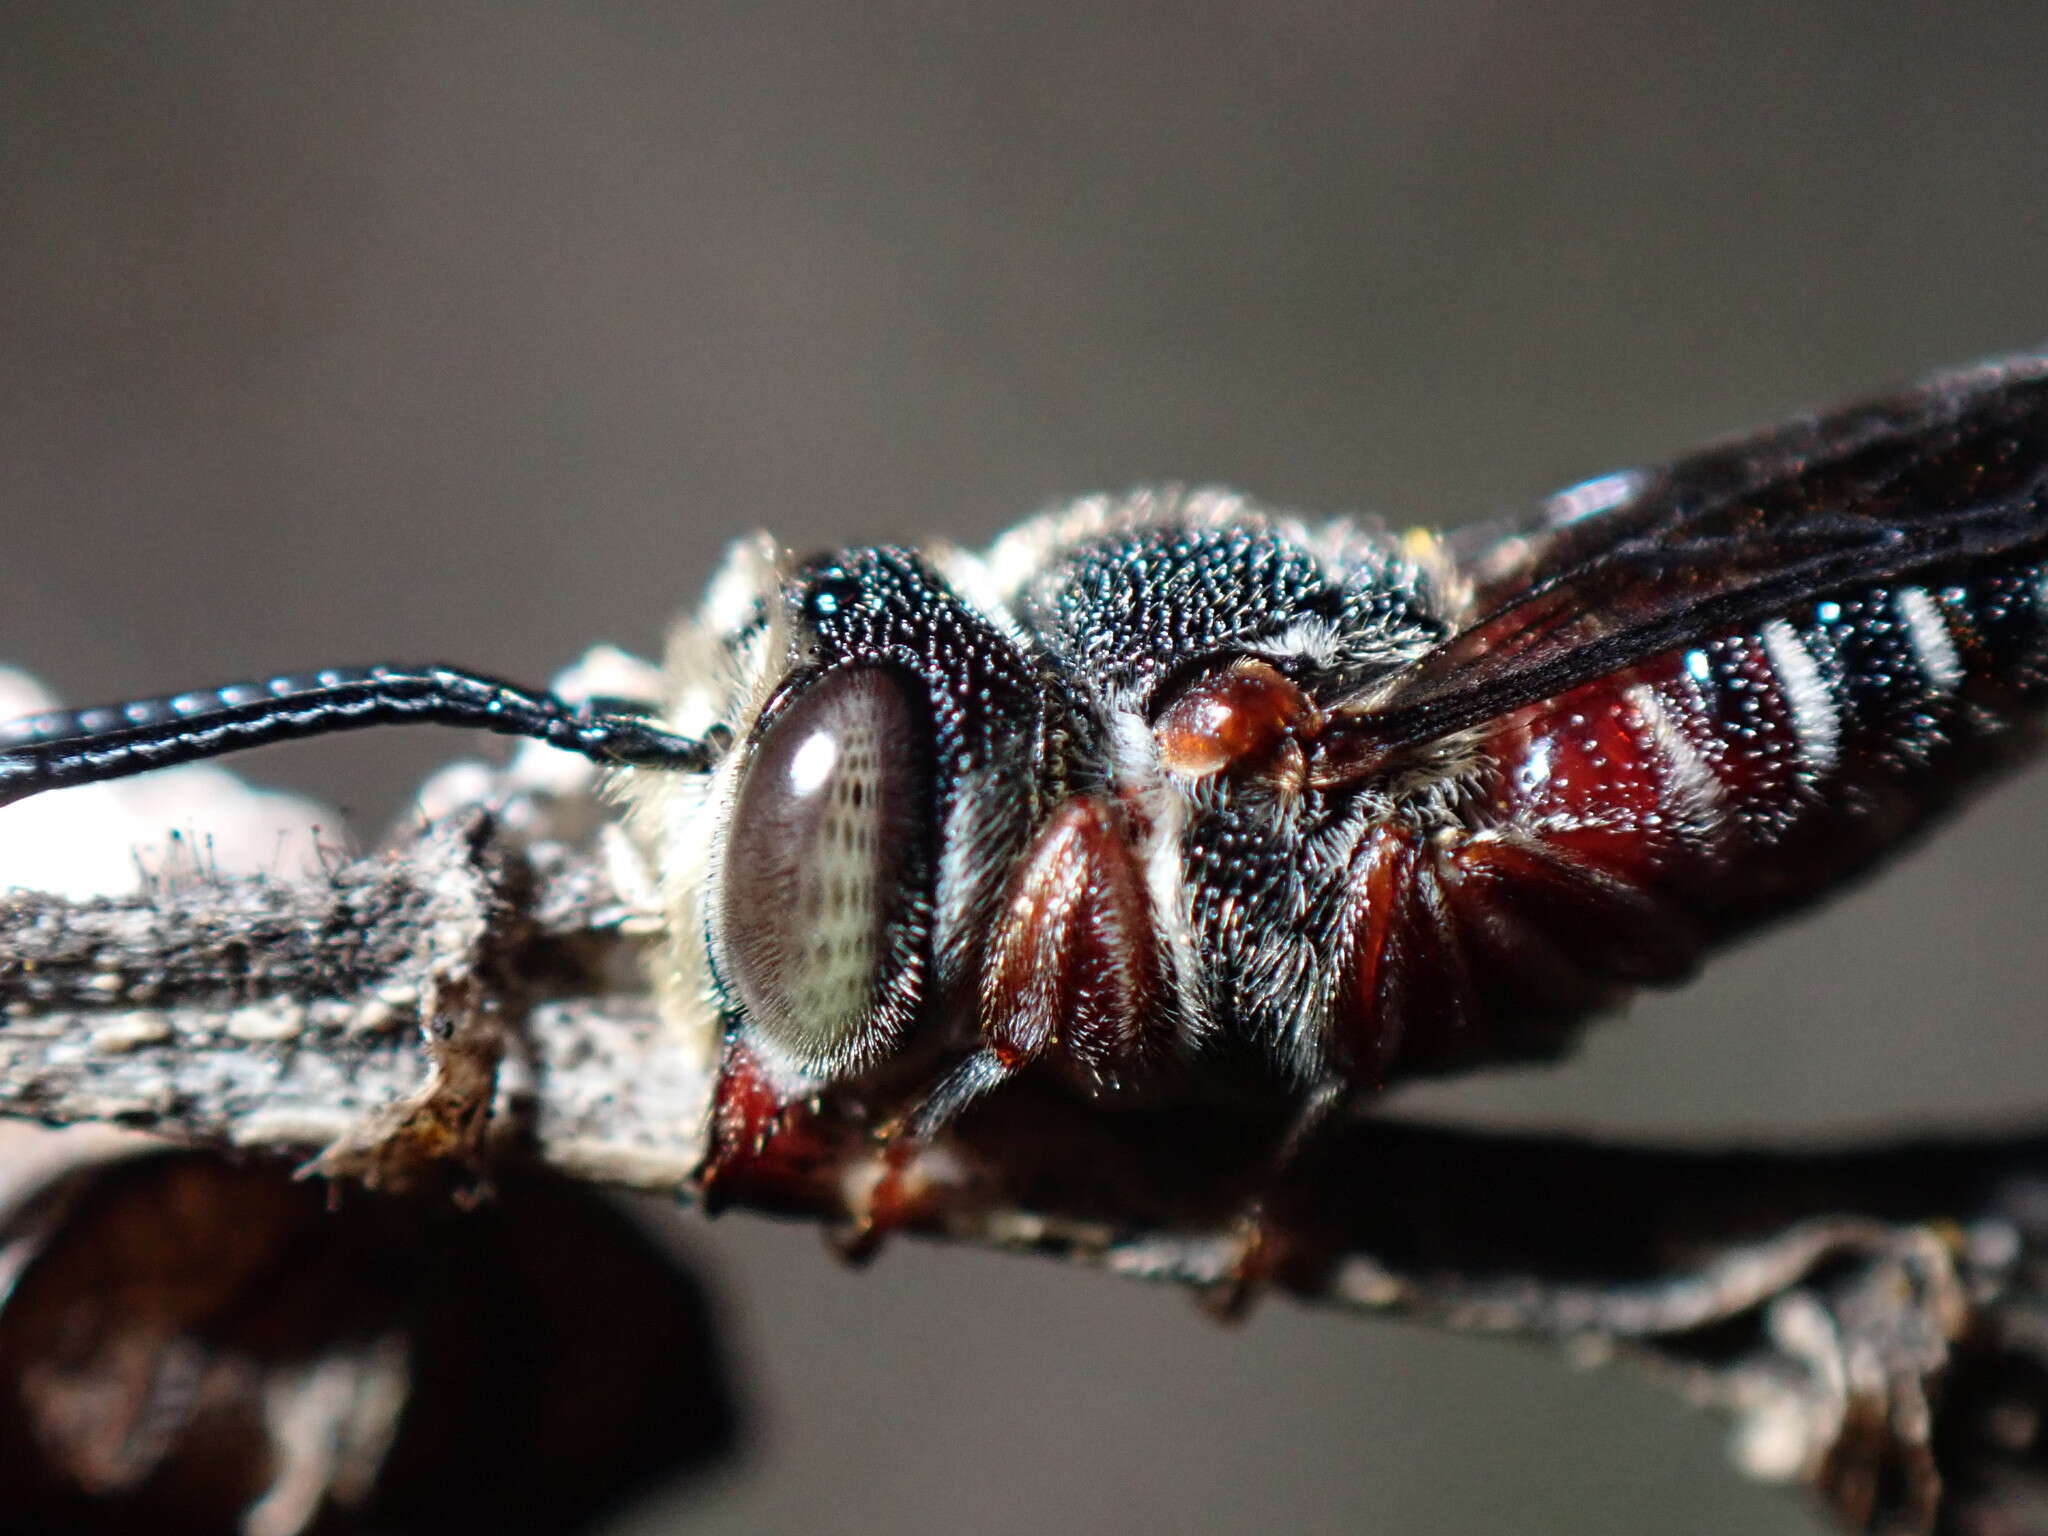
[0,664,721,809]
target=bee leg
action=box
[1199,1079,1353,1321]
[695,1055,927,1267]
[695,1043,804,1216]
[824,1138,918,1266]
[827,1049,1016,1265]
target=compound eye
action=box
[720,666,930,1070]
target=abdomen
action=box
[1335,564,2048,1081]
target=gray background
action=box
[6,5,2048,1532]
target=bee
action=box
[6,351,2048,1204]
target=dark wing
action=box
[1355,350,2048,750]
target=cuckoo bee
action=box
[7,351,2048,1195]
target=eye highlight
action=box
[720,666,930,1070]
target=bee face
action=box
[651,490,1467,1117]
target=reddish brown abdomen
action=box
[1334,565,2048,1079]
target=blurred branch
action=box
[2,741,2047,1533]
